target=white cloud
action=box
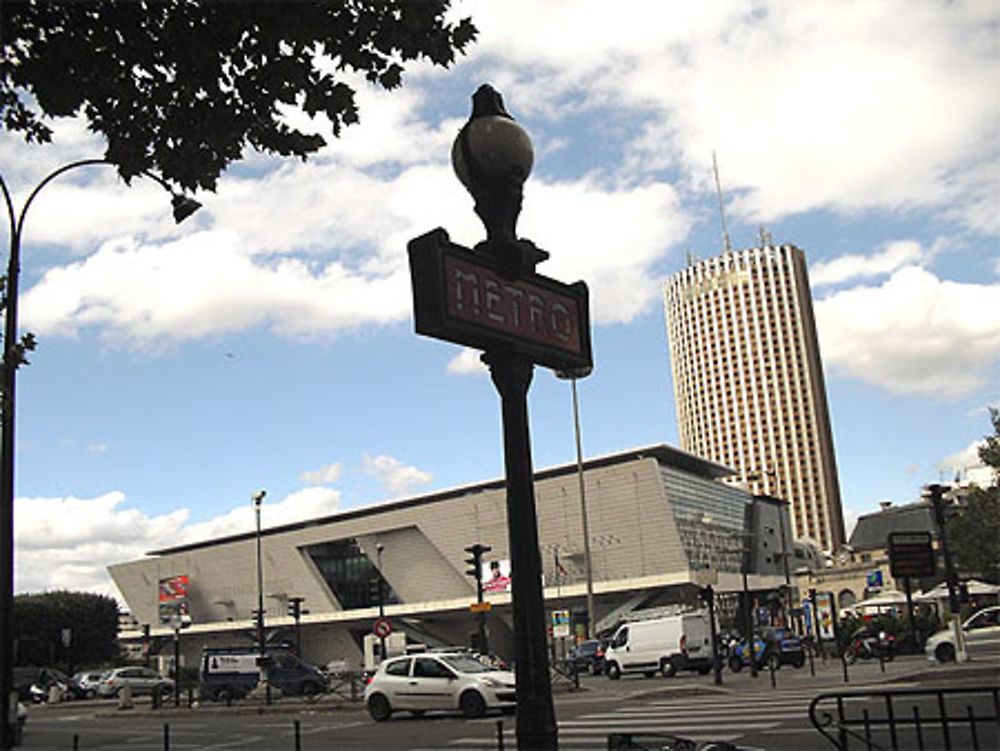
[843,508,860,540]
[463,0,999,232]
[810,240,932,287]
[298,462,343,485]
[362,454,433,497]
[816,267,1000,398]
[13,488,340,595]
[447,348,488,375]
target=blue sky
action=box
[3,0,998,600]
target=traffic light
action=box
[464,543,492,585]
[369,576,383,605]
[288,596,306,621]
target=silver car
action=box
[925,605,1000,663]
[98,667,174,698]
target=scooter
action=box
[844,630,895,665]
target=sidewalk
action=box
[623,653,999,702]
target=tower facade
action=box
[664,244,845,551]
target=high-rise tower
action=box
[664,244,845,552]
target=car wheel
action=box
[767,654,781,671]
[728,656,743,672]
[935,643,956,663]
[660,660,677,678]
[697,666,711,675]
[460,689,487,719]
[367,693,392,722]
[588,661,598,676]
[792,656,805,669]
[606,662,621,680]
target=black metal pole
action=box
[377,544,386,663]
[904,577,917,652]
[706,586,722,686]
[484,347,557,751]
[742,571,757,678]
[173,628,181,707]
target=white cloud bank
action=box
[14,487,339,596]
[816,266,1000,399]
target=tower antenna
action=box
[712,151,733,254]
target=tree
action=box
[12,591,119,670]
[978,407,1000,476]
[1,1,477,191]
[948,409,1000,583]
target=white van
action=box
[604,612,713,679]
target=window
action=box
[386,659,410,677]
[304,538,400,610]
[414,657,453,679]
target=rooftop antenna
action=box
[712,150,733,254]
[757,225,773,248]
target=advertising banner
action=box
[158,574,190,624]
[482,559,512,594]
[551,610,570,638]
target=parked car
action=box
[604,613,713,679]
[925,605,1000,663]
[729,627,805,671]
[199,646,326,701]
[364,652,516,721]
[569,639,606,675]
[70,670,107,699]
[98,667,173,698]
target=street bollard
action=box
[164,722,170,751]
[294,719,301,751]
[841,650,849,683]
[768,658,776,689]
[73,734,79,751]
[807,639,815,677]
[496,719,504,751]
[119,683,134,710]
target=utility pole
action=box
[465,543,492,653]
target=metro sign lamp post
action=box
[409,85,592,751]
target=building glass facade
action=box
[304,538,399,610]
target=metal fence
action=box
[809,685,1000,750]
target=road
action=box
[16,655,998,750]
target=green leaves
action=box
[1,0,479,192]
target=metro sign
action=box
[408,228,592,372]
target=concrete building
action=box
[109,445,790,670]
[663,244,845,552]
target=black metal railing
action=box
[809,685,1000,750]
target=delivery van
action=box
[199,646,326,701]
[604,612,713,679]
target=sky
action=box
[3,0,998,603]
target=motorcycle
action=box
[844,629,896,665]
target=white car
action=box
[925,605,1000,663]
[363,652,516,721]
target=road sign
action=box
[470,601,492,613]
[408,228,592,373]
[888,531,935,578]
[373,617,392,639]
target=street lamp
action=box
[0,160,199,748]
[251,489,271,703]
[555,367,595,640]
[451,85,558,751]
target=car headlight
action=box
[480,676,509,689]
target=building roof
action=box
[848,502,939,551]
[149,443,734,557]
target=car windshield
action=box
[440,654,491,673]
